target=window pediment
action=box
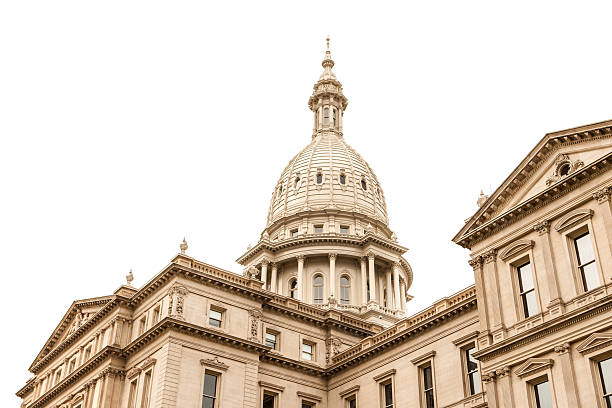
[514,358,553,377]
[576,332,612,354]
[499,240,534,261]
[554,209,593,232]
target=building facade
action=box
[17,42,612,408]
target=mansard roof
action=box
[454,119,612,248]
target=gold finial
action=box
[126,269,134,286]
[326,35,330,51]
[180,237,188,254]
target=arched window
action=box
[340,276,350,305]
[339,171,346,185]
[324,108,329,125]
[289,279,297,299]
[361,178,367,191]
[313,275,324,304]
[332,108,337,128]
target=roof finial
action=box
[180,237,188,254]
[326,35,330,51]
[126,269,134,286]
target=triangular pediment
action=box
[577,332,612,354]
[454,120,612,248]
[30,296,113,370]
[514,358,554,377]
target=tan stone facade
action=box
[17,42,612,408]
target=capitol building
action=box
[17,42,612,408]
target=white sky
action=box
[2,0,612,404]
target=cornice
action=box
[22,346,123,407]
[473,291,612,362]
[30,296,128,374]
[236,232,408,265]
[260,352,326,377]
[456,152,612,248]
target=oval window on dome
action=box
[317,171,323,184]
[361,178,367,191]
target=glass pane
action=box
[262,394,275,408]
[202,396,214,408]
[210,310,222,321]
[425,390,435,408]
[518,262,534,291]
[534,381,553,408]
[575,233,596,264]
[466,347,478,371]
[606,395,612,408]
[203,373,217,397]
[582,262,599,291]
[384,383,393,406]
[470,372,481,394]
[302,343,312,353]
[423,366,432,389]
[600,358,612,395]
[348,397,356,408]
[524,290,539,317]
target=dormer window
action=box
[361,178,367,191]
[324,108,330,125]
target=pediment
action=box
[514,358,554,377]
[30,296,113,369]
[454,120,612,248]
[576,332,612,354]
[499,239,534,261]
[554,209,593,232]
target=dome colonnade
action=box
[237,39,412,323]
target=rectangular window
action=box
[209,309,223,328]
[517,261,538,318]
[262,392,277,408]
[83,345,92,362]
[574,231,599,291]
[381,381,393,408]
[291,228,299,238]
[140,370,152,408]
[202,372,219,408]
[54,369,62,386]
[265,331,278,350]
[339,225,349,234]
[422,365,434,408]
[151,306,160,325]
[127,379,138,408]
[68,357,76,374]
[464,346,480,395]
[533,379,553,408]
[302,342,314,361]
[314,225,324,234]
[138,316,147,336]
[346,396,356,408]
[599,357,612,408]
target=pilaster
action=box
[495,366,513,408]
[533,220,564,317]
[554,343,579,408]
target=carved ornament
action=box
[594,186,612,203]
[545,154,584,186]
[200,356,229,371]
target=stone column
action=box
[270,262,278,293]
[329,253,337,299]
[554,343,579,408]
[533,221,562,311]
[482,372,499,408]
[368,253,377,303]
[385,269,393,308]
[482,250,502,330]
[469,257,491,338]
[393,262,401,311]
[297,255,304,301]
[495,367,513,408]
[360,257,368,305]
[261,259,269,290]
[400,280,407,311]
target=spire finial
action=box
[180,237,188,254]
[126,269,134,286]
[326,35,330,51]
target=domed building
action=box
[237,41,412,325]
[16,41,612,408]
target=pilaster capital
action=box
[482,371,496,383]
[468,256,484,270]
[328,252,337,261]
[533,220,550,235]
[392,261,401,270]
[367,252,375,261]
[296,254,305,262]
[483,249,497,264]
[270,261,277,269]
[554,342,571,355]
[495,366,510,378]
[594,186,612,204]
[261,258,270,267]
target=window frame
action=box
[462,344,481,396]
[208,306,225,329]
[516,260,538,319]
[340,275,351,305]
[411,351,436,408]
[201,371,220,408]
[582,345,612,408]
[138,315,147,336]
[264,328,280,351]
[127,377,139,408]
[139,368,153,408]
[289,278,297,299]
[301,339,316,362]
[507,251,542,323]
[290,228,299,238]
[373,369,396,408]
[313,274,324,304]
[339,225,350,235]
[259,381,284,408]
[313,224,324,234]
[570,227,601,292]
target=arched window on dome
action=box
[332,108,337,128]
[294,174,301,191]
[316,169,323,185]
[313,275,324,304]
[289,278,297,299]
[340,275,350,305]
[361,178,367,191]
[339,170,346,185]
[324,107,330,126]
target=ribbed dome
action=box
[266,132,388,227]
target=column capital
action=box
[328,252,337,261]
[261,258,270,266]
[533,220,550,235]
[367,251,375,261]
[483,249,497,264]
[594,186,612,204]
[495,366,510,378]
[393,261,401,269]
[296,254,305,262]
[482,371,497,383]
[270,261,277,269]
[468,256,484,270]
[554,342,571,355]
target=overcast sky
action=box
[2,0,612,404]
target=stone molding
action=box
[373,368,396,382]
[296,391,323,402]
[200,356,229,371]
[554,208,594,232]
[498,240,535,261]
[576,332,612,354]
[514,358,553,378]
